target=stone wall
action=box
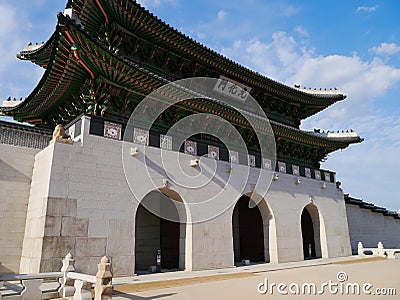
[346,204,400,253]
[17,116,352,276]
[0,143,39,273]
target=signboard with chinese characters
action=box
[213,75,252,102]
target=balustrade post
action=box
[59,252,76,297]
[94,256,113,300]
[73,279,92,300]
[377,241,385,257]
[21,278,43,300]
[357,242,364,255]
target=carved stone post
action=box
[357,242,364,255]
[73,280,92,300]
[94,256,113,300]
[21,279,43,300]
[59,252,76,298]
[377,241,385,257]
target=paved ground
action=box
[112,257,400,300]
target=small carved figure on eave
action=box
[50,124,73,144]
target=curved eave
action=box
[271,121,363,151]
[2,18,362,154]
[69,0,345,110]
[16,31,58,68]
[0,20,89,123]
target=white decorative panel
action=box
[133,128,149,145]
[104,121,122,140]
[278,161,286,173]
[248,154,256,167]
[292,165,300,176]
[305,168,311,178]
[262,158,272,170]
[324,172,331,182]
[208,145,219,160]
[229,150,239,164]
[184,140,197,156]
[315,170,321,180]
[160,134,172,150]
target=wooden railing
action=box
[0,253,112,300]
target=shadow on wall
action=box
[0,263,16,275]
[0,160,31,183]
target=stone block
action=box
[74,256,103,275]
[106,238,134,256]
[42,236,75,259]
[88,218,109,238]
[108,219,133,237]
[46,197,77,217]
[39,258,62,272]
[61,217,89,237]
[44,216,62,236]
[111,255,135,276]
[75,238,107,257]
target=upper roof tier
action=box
[17,0,346,126]
[0,3,363,166]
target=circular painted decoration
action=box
[186,146,195,153]
[107,128,118,137]
[137,135,147,143]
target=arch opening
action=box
[301,204,322,260]
[232,194,273,265]
[135,189,187,273]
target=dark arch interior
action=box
[232,195,265,263]
[301,208,317,259]
[135,191,183,272]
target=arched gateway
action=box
[135,189,187,272]
[232,194,276,264]
[301,203,323,260]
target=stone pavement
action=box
[112,256,399,299]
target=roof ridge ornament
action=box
[293,84,343,96]
[64,8,83,28]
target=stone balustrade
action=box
[358,241,400,259]
[0,253,112,300]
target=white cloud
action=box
[0,3,23,73]
[371,42,400,56]
[281,5,301,17]
[136,0,177,8]
[217,9,227,21]
[221,31,400,209]
[222,32,313,82]
[356,6,377,13]
[294,25,308,37]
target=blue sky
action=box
[1,0,400,210]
